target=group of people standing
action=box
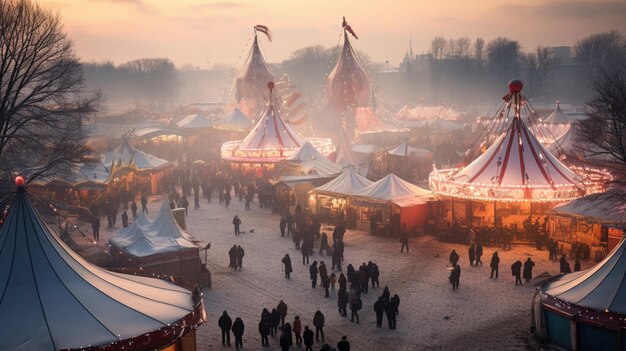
[228,245,245,271]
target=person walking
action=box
[475,242,483,265]
[236,245,245,270]
[121,210,129,228]
[270,308,280,337]
[449,264,461,290]
[374,296,385,327]
[130,200,138,219]
[385,296,398,330]
[228,245,238,271]
[523,257,535,282]
[559,254,569,274]
[574,258,581,272]
[400,225,409,253]
[371,263,380,288]
[293,316,302,347]
[337,336,351,351]
[140,194,148,214]
[490,252,500,278]
[313,310,325,342]
[338,273,348,291]
[349,294,362,324]
[280,216,287,237]
[218,310,232,346]
[303,326,314,351]
[301,240,310,264]
[259,317,270,347]
[310,261,318,288]
[233,215,242,235]
[194,193,200,210]
[283,254,293,279]
[91,214,100,242]
[322,273,331,298]
[277,300,288,329]
[449,249,459,267]
[330,273,337,291]
[468,243,476,266]
[511,260,523,286]
[232,317,244,350]
[279,323,293,351]
[181,196,189,216]
[338,289,348,317]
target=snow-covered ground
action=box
[92,196,592,351]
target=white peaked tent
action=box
[543,102,573,124]
[387,142,433,158]
[177,113,214,130]
[547,123,577,155]
[312,167,373,196]
[287,141,343,176]
[103,139,171,171]
[533,235,626,350]
[241,103,306,151]
[0,188,205,351]
[110,202,198,258]
[354,173,433,207]
[213,107,252,132]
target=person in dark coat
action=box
[349,294,362,324]
[346,264,355,284]
[301,239,310,264]
[381,286,390,302]
[277,300,288,328]
[385,297,398,329]
[320,232,329,256]
[236,245,245,270]
[280,216,287,237]
[313,310,325,342]
[475,242,483,265]
[218,310,232,346]
[490,252,500,278]
[338,273,347,291]
[282,254,293,279]
[228,245,238,271]
[371,263,380,288]
[232,317,244,349]
[279,323,293,351]
[511,260,523,285]
[270,308,280,336]
[91,215,100,242]
[574,259,581,272]
[181,196,189,215]
[449,249,459,267]
[318,261,328,281]
[194,193,200,210]
[559,254,568,274]
[303,326,314,351]
[337,289,348,317]
[449,264,461,290]
[233,215,242,235]
[337,336,351,351]
[307,262,318,291]
[468,244,476,266]
[140,194,148,213]
[130,200,138,219]
[121,210,129,228]
[293,316,302,346]
[400,225,409,252]
[391,294,400,315]
[523,257,535,282]
[322,273,331,298]
[374,296,385,327]
[259,319,270,346]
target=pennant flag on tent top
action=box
[254,24,272,42]
[342,17,358,39]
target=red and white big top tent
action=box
[429,81,610,229]
[233,26,275,120]
[221,83,334,168]
[0,181,206,351]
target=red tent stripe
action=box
[270,106,285,148]
[466,132,507,184]
[516,119,527,185]
[520,123,554,185]
[497,121,517,186]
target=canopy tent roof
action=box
[541,235,626,314]
[543,102,573,124]
[132,126,185,139]
[452,117,580,187]
[387,142,433,158]
[103,139,172,171]
[326,33,370,112]
[0,189,204,351]
[234,35,274,119]
[110,202,199,258]
[312,167,373,196]
[351,143,382,155]
[32,162,111,189]
[395,105,463,121]
[177,113,214,130]
[214,107,253,132]
[354,173,433,207]
[547,123,577,155]
[551,189,626,224]
[241,103,306,151]
[400,118,463,131]
[287,141,343,177]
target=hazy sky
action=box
[41,0,626,68]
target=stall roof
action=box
[32,162,111,188]
[213,107,252,132]
[387,142,433,158]
[551,190,626,224]
[132,126,186,139]
[312,167,373,196]
[103,139,172,171]
[354,173,433,207]
[287,141,343,177]
[110,202,199,257]
[177,113,214,130]
[0,190,202,350]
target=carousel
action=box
[428,81,610,240]
[221,82,334,171]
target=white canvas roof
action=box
[312,167,373,196]
[354,173,433,207]
[287,141,343,177]
[543,103,572,124]
[387,142,433,158]
[551,190,626,224]
[241,103,306,151]
[33,162,110,188]
[453,117,581,187]
[177,113,214,130]
[110,202,198,257]
[103,139,172,171]
[0,191,200,350]
[214,107,252,132]
[542,235,626,314]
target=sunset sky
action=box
[41,0,626,68]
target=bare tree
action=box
[447,38,457,57]
[0,0,99,188]
[120,58,178,110]
[576,69,626,187]
[522,46,557,99]
[487,37,521,79]
[430,36,447,103]
[473,38,485,64]
[457,37,471,58]
[574,30,625,75]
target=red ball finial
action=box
[508,80,523,93]
[267,81,275,91]
[15,176,25,186]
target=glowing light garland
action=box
[221,137,334,163]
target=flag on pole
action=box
[254,25,272,42]
[342,17,358,39]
